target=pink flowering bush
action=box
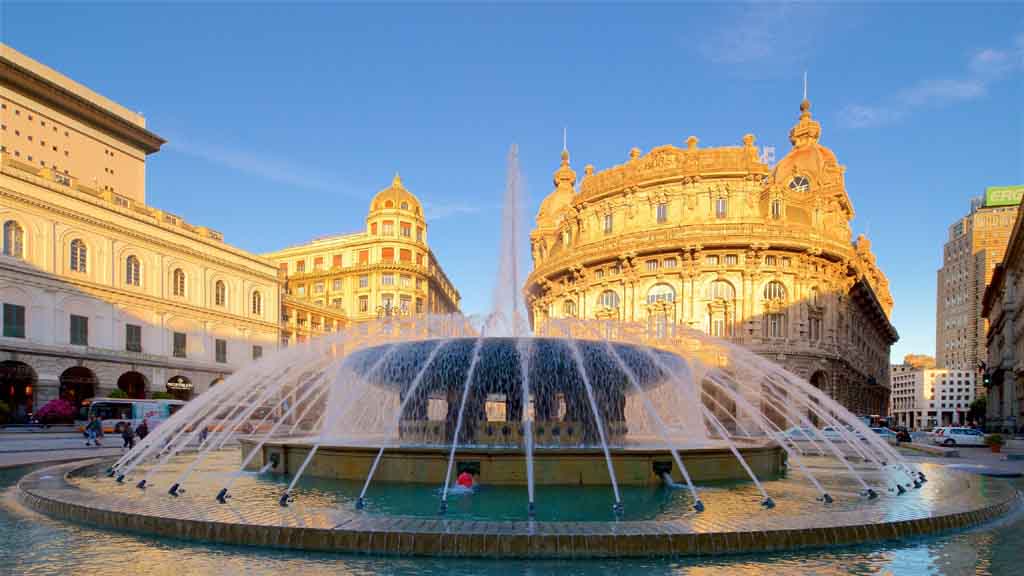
[36,398,77,424]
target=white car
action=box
[782,427,816,441]
[931,427,985,447]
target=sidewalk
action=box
[0,447,122,469]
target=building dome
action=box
[535,149,577,227]
[370,173,423,217]
[772,99,841,190]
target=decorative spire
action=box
[553,146,576,190]
[789,93,821,147]
[391,172,404,189]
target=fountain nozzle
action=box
[168,483,181,497]
[918,472,927,483]
[116,474,125,484]
[896,484,906,495]
[761,497,776,509]
[136,479,146,490]
[439,500,448,515]
[528,501,536,519]
[864,489,878,500]
[694,500,705,513]
[821,493,833,504]
[356,497,365,510]
[216,488,229,504]
[106,468,116,477]
[279,492,292,507]
[913,479,922,489]
[612,502,624,518]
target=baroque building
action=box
[936,186,1022,395]
[0,44,281,420]
[265,174,460,346]
[982,198,1024,433]
[524,97,898,416]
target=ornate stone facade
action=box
[525,98,898,416]
[265,174,460,346]
[0,43,281,420]
[982,203,1024,433]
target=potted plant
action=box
[985,433,1005,453]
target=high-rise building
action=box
[264,174,461,346]
[524,97,898,417]
[0,43,281,419]
[935,186,1023,393]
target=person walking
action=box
[121,422,136,451]
[136,419,149,440]
[85,415,102,447]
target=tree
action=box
[35,398,76,424]
[969,397,986,425]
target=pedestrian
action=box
[136,419,149,440]
[93,414,104,446]
[85,415,102,447]
[121,421,136,451]
[199,426,209,444]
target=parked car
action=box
[931,427,986,447]
[870,427,899,444]
[782,427,817,441]
[821,425,864,442]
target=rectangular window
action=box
[715,197,727,219]
[656,203,668,223]
[662,258,677,268]
[215,339,227,363]
[332,254,342,268]
[646,260,659,272]
[416,253,424,266]
[595,269,604,280]
[296,285,306,296]
[416,278,423,290]
[382,273,395,286]
[417,227,424,242]
[295,261,305,273]
[173,332,187,358]
[359,275,369,288]
[416,298,424,313]
[400,295,411,311]
[382,247,395,262]
[382,221,394,236]
[359,250,369,265]
[332,298,343,308]
[371,222,378,235]
[70,314,88,346]
[706,255,719,265]
[359,295,369,312]
[400,275,411,288]
[401,222,411,237]
[279,262,288,274]
[314,256,323,271]
[725,254,738,266]
[2,303,25,338]
[126,324,142,352]
[604,214,613,235]
[314,282,324,294]
[781,257,791,267]
[252,345,263,360]
[809,317,821,341]
[333,279,343,290]
[400,248,412,262]
[765,255,777,266]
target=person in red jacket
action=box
[456,470,474,489]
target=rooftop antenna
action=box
[803,70,808,101]
[563,126,567,151]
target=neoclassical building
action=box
[0,44,280,420]
[525,98,898,416]
[266,174,461,345]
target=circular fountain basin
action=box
[17,455,1021,558]
[239,437,786,486]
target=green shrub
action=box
[151,391,173,400]
[108,388,129,399]
[985,434,1006,446]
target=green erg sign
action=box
[985,185,1024,207]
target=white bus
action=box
[77,397,185,435]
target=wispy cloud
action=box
[423,200,500,222]
[699,3,822,66]
[840,34,1023,129]
[165,134,357,196]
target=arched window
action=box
[69,239,87,272]
[400,202,409,210]
[3,221,24,258]
[172,268,186,297]
[789,175,810,193]
[647,283,675,304]
[770,198,783,220]
[599,290,620,309]
[251,291,263,315]
[214,280,226,307]
[125,255,140,286]
[764,281,787,301]
[385,200,394,208]
[709,280,735,300]
[562,300,576,317]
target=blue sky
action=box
[2,2,1021,361]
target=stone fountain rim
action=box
[16,458,1023,559]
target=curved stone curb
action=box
[16,459,1022,558]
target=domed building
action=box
[266,174,461,345]
[524,98,898,416]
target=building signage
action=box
[984,185,1024,208]
[166,376,193,391]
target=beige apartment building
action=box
[0,44,281,421]
[265,174,460,346]
[890,355,976,430]
[936,186,1022,393]
[982,199,1024,433]
[524,97,898,416]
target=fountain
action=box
[15,146,1020,558]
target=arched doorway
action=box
[809,371,829,427]
[117,371,148,399]
[59,366,97,413]
[0,361,37,423]
[166,375,193,401]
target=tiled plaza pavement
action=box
[17,457,1021,558]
